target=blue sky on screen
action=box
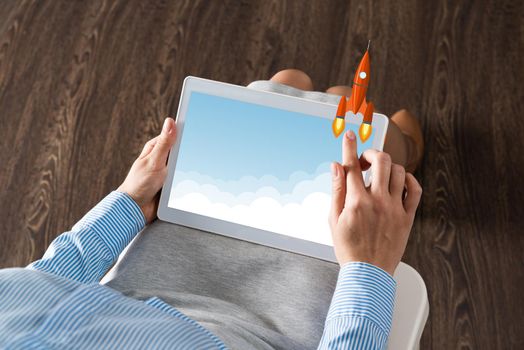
[174,92,374,188]
[169,91,376,245]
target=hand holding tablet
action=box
[118,117,177,223]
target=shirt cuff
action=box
[327,261,397,335]
[72,191,146,259]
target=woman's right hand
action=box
[328,130,422,275]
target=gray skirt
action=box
[105,81,341,350]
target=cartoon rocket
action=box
[331,43,375,142]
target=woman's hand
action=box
[118,117,177,224]
[329,130,422,275]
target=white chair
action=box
[388,262,429,350]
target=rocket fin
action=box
[336,96,347,117]
[362,101,374,124]
[358,100,368,116]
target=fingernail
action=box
[331,163,338,178]
[346,130,356,140]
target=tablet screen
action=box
[168,92,375,246]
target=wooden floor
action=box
[1,0,523,348]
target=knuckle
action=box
[364,149,377,157]
[345,160,358,170]
[133,158,145,169]
[332,180,344,193]
[349,193,362,204]
[346,200,359,212]
[144,139,156,149]
[372,203,382,214]
[409,175,423,193]
[146,157,160,169]
[348,195,367,212]
[392,164,405,176]
[372,198,386,213]
[376,152,391,164]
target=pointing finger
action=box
[342,130,365,198]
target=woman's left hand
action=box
[118,117,177,223]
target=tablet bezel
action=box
[158,76,388,263]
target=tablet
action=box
[158,76,388,262]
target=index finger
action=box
[342,130,365,195]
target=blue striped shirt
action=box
[0,191,396,349]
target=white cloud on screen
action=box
[168,165,334,246]
[171,162,332,204]
[170,191,332,246]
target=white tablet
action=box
[158,76,388,262]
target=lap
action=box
[104,220,339,349]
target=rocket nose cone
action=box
[355,52,370,84]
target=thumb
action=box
[150,117,176,165]
[329,162,346,230]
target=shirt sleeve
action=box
[317,262,396,350]
[26,191,146,284]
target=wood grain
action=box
[0,0,523,348]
